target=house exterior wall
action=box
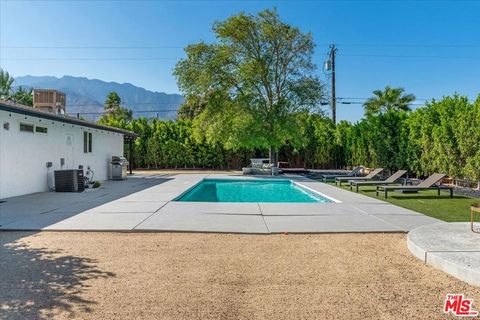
[0,109,124,199]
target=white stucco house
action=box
[0,99,137,199]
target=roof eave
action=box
[0,100,138,139]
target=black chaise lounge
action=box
[320,166,363,183]
[349,170,407,192]
[335,168,384,186]
[375,173,453,199]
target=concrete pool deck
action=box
[0,173,440,233]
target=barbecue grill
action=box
[110,156,129,180]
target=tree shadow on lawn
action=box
[0,232,115,320]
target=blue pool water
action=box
[175,179,331,203]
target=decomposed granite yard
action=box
[2,231,480,320]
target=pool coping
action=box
[292,181,341,203]
[172,177,342,203]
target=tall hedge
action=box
[101,93,480,181]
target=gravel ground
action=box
[1,232,479,320]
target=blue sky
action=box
[0,0,479,122]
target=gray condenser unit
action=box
[54,169,85,192]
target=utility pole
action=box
[328,44,338,124]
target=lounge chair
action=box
[335,168,384,186]
[349,170,407,192]
[375,173,453,199]
[320,166,363,183]
[278,161,309,174]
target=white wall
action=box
[0,110,124,199]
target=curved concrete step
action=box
[407,222,480,286]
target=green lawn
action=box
[325,182,479,222]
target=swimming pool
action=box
[175,179,332,203]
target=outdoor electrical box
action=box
[324,60,332,71]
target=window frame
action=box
[19,122,34,133]
[88,132,92,153]
[35,126,48,134]
[84,131,93,153]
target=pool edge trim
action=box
[173,177,342,204]
[293,181,342,203]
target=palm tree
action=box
[0,69,14,99]
[104,91,121,113]
[11,86,33,106]
[363,86,415,116]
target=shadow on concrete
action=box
[0,175,173,230]
[0,231,115,320]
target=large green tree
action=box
[0,69,14,99]
[363,86,415,116]
[174,9,325,164]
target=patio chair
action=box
[375,173,453,199]
[349,170,407,192]
[335,168,384,186]
[320,166,363,183]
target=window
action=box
[89,132,92,152]
[20,123,34,133]
[35,126,48,134]
[84,131,93,153]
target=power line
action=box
[73,98,467,109]
[338,97,477,102]
[69,102,181,107]
[1,0,478,2]
[76,109,179,115]
[334,43,480,48]
[3,43,480,50]
[2,57,181,61]
[4,53,480,61]
[338,97,431,101]
[337,101,427,106]
[1,45,184,49]
[341,54,480,60]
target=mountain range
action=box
[13,75,184,120]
